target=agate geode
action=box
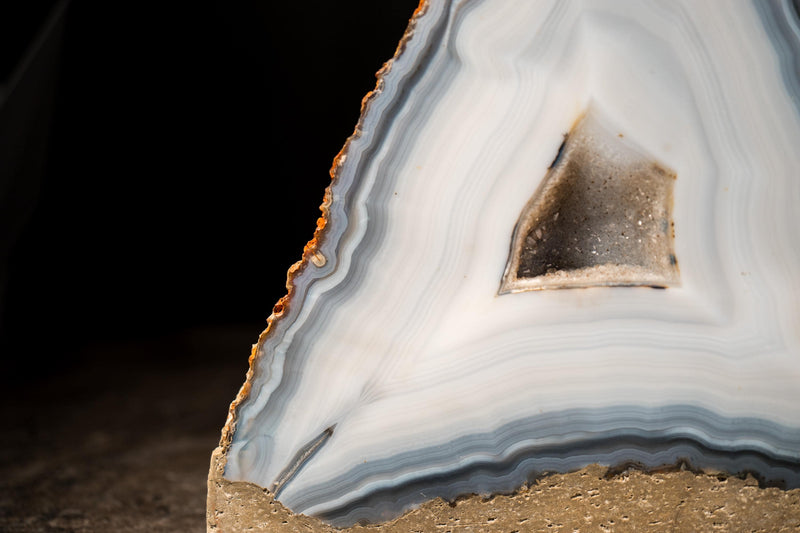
[210,0,800,527]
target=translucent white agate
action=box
[219,0,800,526]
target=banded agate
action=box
[213,0,800,527]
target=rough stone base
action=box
[207,449,800,532]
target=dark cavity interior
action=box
[501,111,679,292]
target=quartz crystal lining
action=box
[501,110,679,292]
[216,0,800,527]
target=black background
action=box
[1,0,420,382]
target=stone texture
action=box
[208,455,800,532]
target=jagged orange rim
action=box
[216,0,431,469]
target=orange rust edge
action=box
[216,0,431,468]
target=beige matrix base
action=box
[208,448,800,532]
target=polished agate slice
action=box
[212,0,800,527]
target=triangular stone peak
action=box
[209,1,800,529]
[500,110,679,293]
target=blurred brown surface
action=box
[0,326,254,533]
